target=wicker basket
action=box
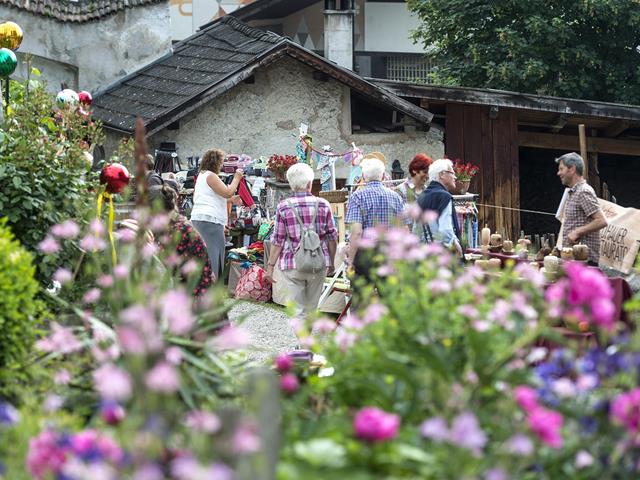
[319,190,348,203]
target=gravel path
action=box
[227,300,299,364]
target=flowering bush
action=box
[267,154,298,180]
[452,159,480,181]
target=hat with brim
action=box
[362,151,386,164]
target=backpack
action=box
[286,199,325,274]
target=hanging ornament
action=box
[0,48,17,77]
[0,22,23,51]
[56,89,79,108]
[78,91,92,106]
[100,163,130,194]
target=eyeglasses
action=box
[442,170,456,176]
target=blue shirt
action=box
[345,181,406,230]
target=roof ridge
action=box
[217,15,283,44]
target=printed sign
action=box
[598,199,640,274]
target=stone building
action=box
[0,0,172,92]
[92,16,442,178]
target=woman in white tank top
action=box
[190,149,243,282]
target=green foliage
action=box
[407,0,640,103]
[0,219,45,399]
[0,73,104,283]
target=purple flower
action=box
[53,268,73,285]
[100,401,125,425]
[133,463,164,480]
[38,236,60,254]
[449,412,487,454]
[0,402,19,426]
[184,411,221,434]
[161,290,194,335]
[420,417,449,442]
[50,220,80,239]
[353,407,400,443]
[93,363,132,401]
[274,354,293,373]
[505,433,534,456]
[145,361,180,393]
[485,468,509,480]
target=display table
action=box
[466,248,534,267]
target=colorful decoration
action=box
[99,163,130,194]
[295,134,312,163]
[56,89,79,108]
[78,91,93,106]
[0,48,17,77]
[0,22,23,51]
[98,163,130,265]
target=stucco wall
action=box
[144,56,442,178]
[103,57,443,176]
[1,3,172,92]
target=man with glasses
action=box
[417,158,463,256]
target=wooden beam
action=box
[518,131,640,156]
[579,124,588,178]
[603,120,630,138]
[420,98,430,109]
[550,114,568,133]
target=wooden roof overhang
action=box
[374,80,640,156]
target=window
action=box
[386,55,434,82]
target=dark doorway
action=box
[518,147,566,237]
[597,154,640,209]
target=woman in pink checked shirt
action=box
[264,163,338,317]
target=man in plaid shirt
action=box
[556,152,607,264]
[265,163,337,315]
[346,155,407,307]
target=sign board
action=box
[598,199,640,273]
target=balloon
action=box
[56,89,79,108]
[100,163,130,194]
[78,91,92,105]
[0,22,23,51]
[0,48,17,77]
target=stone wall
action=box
[2,2,172,92]
[142,56,443,178]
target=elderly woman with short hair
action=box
[265,163,338,316]
[417,158,462,255]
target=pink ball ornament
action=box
[100,163,130,194]
[78,90,92,106]
[56,88,79,108]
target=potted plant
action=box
[268,154,298,183]
[452,159,479,194]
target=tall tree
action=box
[407,0,640,104]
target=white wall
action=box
[1,3,172,92]
[364,2,422,53]
[105,57,442,178]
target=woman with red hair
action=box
[397,153,432,204]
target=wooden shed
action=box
[375,80,640,240]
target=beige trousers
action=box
[278,268,325,317]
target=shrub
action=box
[0,219,45,398]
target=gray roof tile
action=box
[0,0,164,22]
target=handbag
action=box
[234,264,272,302]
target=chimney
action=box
[323,0,355,70]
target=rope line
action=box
[476,203,557,217]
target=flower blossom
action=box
[611,388,640,435]
[353,407,400,443]
[53,268,73,285]
[448,412,487,455]
[50,220,80,239]
[38,236,60,254]
[145,361,180,393]
[280,373,299,394]
[161,290,194,335]
[93,363,132,401]
[210,325,250,351]
[420,417,449,442]
[528,407,563,448]
[184,411,221,434]
[36,323,83,354]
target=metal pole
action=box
[3,77,8,116]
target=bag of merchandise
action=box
[234,264,272,302]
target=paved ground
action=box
[227,300,299,364]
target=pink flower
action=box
[53,268,73,285]
[161,290,194,334]
[429,279,451,294]
[514,386,539,413]
[89,218,105,236]
[485,468,509,480]
[611,388,640,434]
[145,361,180,393]
[422,209,438,224]
[79,235,107,252]
[184,411,221,433]
[528,407,563,448]
[449,412,487,454]
[43,394,63,413]
[82,288,101,304]
[575,450,594,469]
[334,329,357,351]
[274,354,293,373]
[280,373,299,394]
[54,369,71,385]
[100,401,126,425]
[93,363,132,401]
[142,242,158,258]
[363,303,387,324]
[26,430,66,479]
[133,464,164,480]
[181,259,198,275]
[420,417,449,442]
[210,325,250,351]
[165,347,183,365]
[353,407,400,443]
[97,274,114,288]
[591,297,615,331]
[341,314,364,331]
[116,228,136,243]
[312,318,336,334]
[38,236,60,254]
[472,320,490,332]
[113,264,129,279]
[116,326,146,354]
[232,423,261,454]
[376,264,395,277]
[51,220,80,239]
[505,433,534,456]
[35,323,83,354]
[148,214,170,232]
